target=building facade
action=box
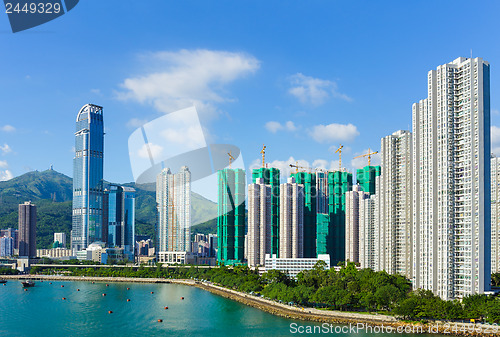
[72,104,104,252]
[345,184,370,263]
[19,201,37,258]
[328,171,352,265]
[0,236,14,257]
[279,177,304,259]
[412,57,491,299]
[247,178,272,267]
[376,130,412,277]
[103,184,136,259]
[157,167,191,253]
[359,194,376,270]
[53,233,67,248]
[290,172,316,258]
[491,156,500,274]
[263,254,330,279]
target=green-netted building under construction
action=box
[217,168,246,265]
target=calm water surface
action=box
[0,280,435,337]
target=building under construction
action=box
[290,172,317,258]
[356,165,381,195]
[217,168,246,265]
[328,171,352,265]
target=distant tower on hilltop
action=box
[71,104,104,252]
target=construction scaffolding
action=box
[217,168,246,265]
[290,172,317,258]
[356,165,381,195]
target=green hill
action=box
[0,170,218,249]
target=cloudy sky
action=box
[1,1,500,200]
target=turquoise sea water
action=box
[0,280,434,337]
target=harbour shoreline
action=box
[2,274,496,336]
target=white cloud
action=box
[0,160,7,168]
[492,108,500,116]
[117,49,260,118]
[288,73,352,106]
[90,88,101,95]
[137,143,163,160]
[309,123,359,143]
[0,169,13,181]
[264,120,298,133]
[1,125,15,132]
[0,144,12,154]
[161,124,206,149]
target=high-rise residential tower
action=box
[19,201,36,257]
[252,168,280,256]
[217,168,245,265]
[345,184,370,263]
[375,130,412,277]
[491,156,500,274]
[157,166,191,253]
[412,57,491,300]
[72,104,104,252]
[279,177,304,258]
[247,178,272,267]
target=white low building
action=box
[262,254,330,278]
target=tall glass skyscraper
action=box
[103,184,135,259]
[72,104,104,252]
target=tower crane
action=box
[260,144,266,168]
[353,148,378,166]
[334,144,343,171]
[228,151,235,168]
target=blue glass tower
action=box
[71,104,104,252]
[103,184,135,260]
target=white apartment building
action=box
[345,184,369,263]
[156,166,191,253]
[279,177,304,259]
[491,156,500,274]
[247,178,272,267]
[375,130,412,278]
[412,57,491,300]
[359,194,376,270]
[263,254,330,279]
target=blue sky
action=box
[1,0,500,201]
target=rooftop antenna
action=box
[260,144,266,168]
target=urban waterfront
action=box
[0,280,437,337]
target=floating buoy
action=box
[77,289,80,291]
[164,306,168,310]
[127,288,130,290]
[62,297,66,300]
[181,297,184,300]
[127,299,130,302]
[151,291,154,294]
[106,284,109,287]
[24,289,27,291]
[108,311,113,314]
[102,293,106,296]
[61,285,64,288]
[157,319,163,323]
[49,282,52,284]
[92,282,94,284]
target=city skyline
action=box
[2,1,500,205]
